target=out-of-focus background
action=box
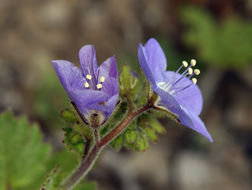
[1,0,252,190]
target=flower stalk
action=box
[60,102,152,190]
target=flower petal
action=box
[52,60,86,97]
[161,71,203,115]
[97,56,118,80]
[154,85,212,142]
[144,38,167,75]
[101,77,119,96]
[181,107,213,142]
[138,44,157,88]
[70,89,109,115]
[79,45,98,79]
[86,93,119,120]
[153,86,182,114]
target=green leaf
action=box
[41,166,63,190]
[180,6,252,68]
[148,118,166,134]
[73,181,97,190]
[63,127,86,157]
[145,128,158,142]
[60,109,79,124]
[125,127,137,144]
[0,111,51,190]
[41,167,96,190]
[109,113,166,152]
[135,131,149,151]
[110,134,124,151]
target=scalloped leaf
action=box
[0,111,51,190]
[60,108,79,124]
[181,6,252,68]
[73,181,97,190]
[63,126,91,157]
[41,166,62,190]
[41,165,96,190]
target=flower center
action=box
[157,59,200,95]
[84,74,106,90]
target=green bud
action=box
[119,65,139,95]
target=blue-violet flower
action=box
[52,45,119,125]
[138,38,212,142]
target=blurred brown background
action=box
[0,0,252,190]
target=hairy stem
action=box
[125,94,134,112]
[82,138,91,160]
[60,104,151,190]
[98,104,151,147]
[94,129,100,143]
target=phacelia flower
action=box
[52,45,119,126]
[138,38,212,142]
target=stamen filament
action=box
[172,65,192,87]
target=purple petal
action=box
[144,38,167,75]
[52,60,86,97]
[182,107,213,142]
[70,89,109,116]
[98,56,118,80]
[101,78,119,96]
[103,94,119,118]
[154,85,212,142]
[161,71,203,115]
[79,45,98,79]
[86,93,119,119]
[153,86,182,114]
[138,44,157,88]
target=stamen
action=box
[159,59,200,95]
[191,59,196,66]
[96,84,102,89]
[182,61,188,67]
[100,76,105,83]
[194,69,200,75]
[188,68,193,75]
[84,82,90,88]
[192,78,197,84]
[86,74,92,80]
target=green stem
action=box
[60,104,151,190]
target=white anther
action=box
[191,59,196,66]
[188,68,193,75]
[96,83,102,89]
[84,82,89,88]
[192,78,197,84]
[86,74,92,80]
[182,61,188,67]
[100,76,105,83]
[194,69,200,75]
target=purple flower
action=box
[138,38,213,142]
[52,45,119,125]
